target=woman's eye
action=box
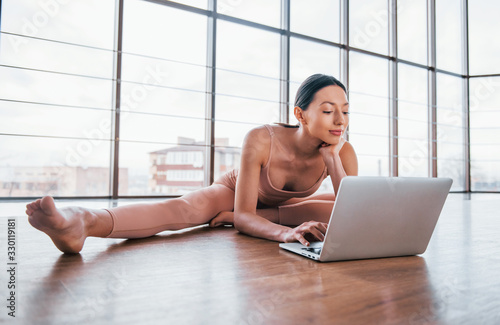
[343,111,350,115]
[323,111,332,114]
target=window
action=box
[290,0,340,43]
[0,0,115,197]
[119,0,208,195]
[436,0,464,74]
[397,0,427,65]
[348,52,389,176]
[469,1,500,75]
[397,64,429,177]
[215,20,281,149]
[1,0,498,198]
[436,73,466,191]
[349,0,389,55]
[469,77,500,191]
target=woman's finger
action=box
[306,227,325,242]
[295,232,310,246]
[317,222,328,233]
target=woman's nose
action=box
[334,110,345,124]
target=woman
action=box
[26,74,358,254]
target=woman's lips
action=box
[329,130,343,136]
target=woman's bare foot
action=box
[209,211,234,228]
[26,197,102,254]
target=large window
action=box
[0,0,116,197]
[1,0,499,198]
[348,52,389,177]
[469,78,500,191]
[397,64,429,177]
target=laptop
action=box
[279,176,453,262]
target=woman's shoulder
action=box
[244,125,272,142]
[241,125,273,164]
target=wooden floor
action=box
[0,193,499,325]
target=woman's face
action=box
[300,85,349,145]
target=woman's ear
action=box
[294,106,307,125]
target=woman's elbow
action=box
[233,212,246,232]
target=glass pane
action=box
[123,0,207,65]
[0,34,113,79]
[290,0,340,43]
[214,121,257,148]
[399,155,428,177]
[289,37,340,83]
[348,95,389,148]
[469,77,500,191]
[349,52,389,176]
[471,161,500,191]
[398,64,428,105]
[0,101,112,139]
[470,77,500,112]
[349,0,388,55]
[397,63,428,176]
[355,154,390,177]
[121,54,206,92]
[437,158,465,191]
[397,0,427,65]
[349,52,388,97]
[120,112,206,145]
[470,129,500,146]
[171,0,207,9]
[217,20,280,78]
[0,0,115,49]
[215,96,279,124]
[0,135,111,197]
[436,0,464,74]
[120,142,208,196]
[216,70,279,102]
[120,53,206,120]
[436,73,465,190]
[0,66,113,109]
[468,0,500,75]
[120,81,205,119]
[218,0,280,28]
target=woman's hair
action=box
[276,74,347,128]
[294,74,347,111]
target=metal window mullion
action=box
[428,0,437,178]
[205,0,217,186]
[111,0,124,199]
[389,0,398,177]
[279,0,290,124]
[340,0,349,140]
[463,0,470,191]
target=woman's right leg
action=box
[26,184,236,254]
[106,184,235,238]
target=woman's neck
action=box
[288,126,323,159]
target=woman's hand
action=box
[282,221,328,246]
[319,136,346,159]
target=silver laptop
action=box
[279,176,453,262]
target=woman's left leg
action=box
[277,196,335,226]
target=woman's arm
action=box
[233,127,327,246]
[320,138,358,196]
